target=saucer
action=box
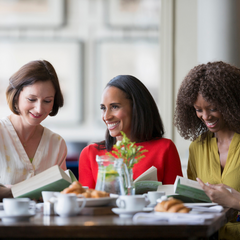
[146,203,157,208]
[0,210,35,223]
[112,208,152,218]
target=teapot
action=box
[54,193,86,217]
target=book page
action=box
[133,166,158,183]
[179,177,202,190]
[64,169,78,182]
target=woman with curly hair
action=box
[174,61,240,239]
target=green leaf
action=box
[105,131,148,171]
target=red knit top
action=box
[78,138,183,189]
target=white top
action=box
[0,117,67,185]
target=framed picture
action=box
[0,39,83,126]
[94,38,160,124]
[105,0,160,29]
[0,0,65,28]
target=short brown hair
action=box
[174,61,240,142]
[6,60,64,116]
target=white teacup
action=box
[41,191,59,203]
[144,191,165,205]
[3,198,35,216]
[116,195,150,211]
[54,193,86,217]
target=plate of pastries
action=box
[61,181,117,207]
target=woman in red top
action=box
[79,75,183,188]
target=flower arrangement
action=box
[106,131,148,169]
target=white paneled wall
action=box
[0,0,160,145]
[0,0,199,175]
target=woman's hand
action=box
[0,186,13,202]
[208,183,240,199]
[196,178,240,210]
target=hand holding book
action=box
[196,178,240,209]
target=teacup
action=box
[41,191,59,203]
[144,191,165,205]
[54,193,86,217]
[3,198,35,216]
[116,195,150,211]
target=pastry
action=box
[154,197,190,213]
[61,182,109,198]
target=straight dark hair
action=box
[97,75,164,151]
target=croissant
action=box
[61,181,86,194]
[154,197,190,213]
[61,181,110,198]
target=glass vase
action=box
[122,164,135,195]
[95,155,125,195]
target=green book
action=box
[173,176,211,203]
[133,166,161,194]
[11,165,77,199]
[135,181,162,194]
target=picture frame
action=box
[0,39,83,126]
[105,0,160,29]
[0,0,65,28]
[94,38,160,124]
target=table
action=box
[0,207,235,240]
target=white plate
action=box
[184,203,218,207]
[112,208,152,218]
[77,196,118,207]
[0,210,35,223]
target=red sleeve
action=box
[162,140,183,184]
[78,146,97,189]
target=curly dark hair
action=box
[97,75,164,151]
[174,61,240,142]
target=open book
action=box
[133,166,158,183]
[11,165,77,199]
[173,176,211,203]
[133,166,162,194]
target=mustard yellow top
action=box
[187,132,240,192]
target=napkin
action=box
[190,205,224,213]
[133,212,218,224]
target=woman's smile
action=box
[107,122,120,130]
[204,119,219,128]
[101,86,132,141]
[194,94,227,133]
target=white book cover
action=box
[157,184,174,196]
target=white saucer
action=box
[112,208,152,218]
[0,211,35,223]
